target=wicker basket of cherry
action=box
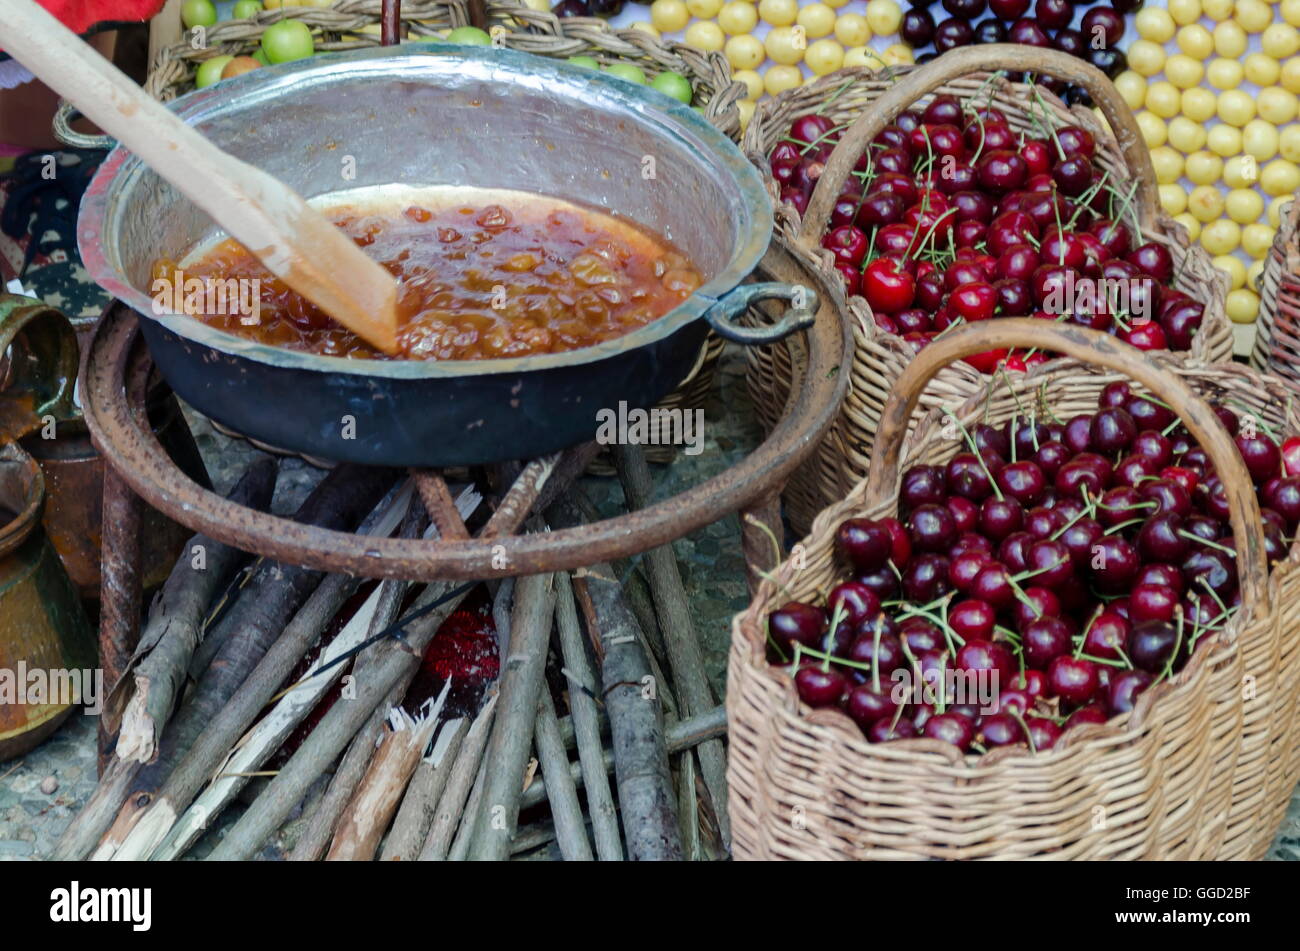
[727,319,1300,861]
[740,45,1233,534]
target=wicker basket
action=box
[728,319,1300,860]
[1251,196,1300,388]
[742,45,1234,533]
[138,0,745,470]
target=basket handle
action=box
[861,318,1268,613]
[798,44,1159,250]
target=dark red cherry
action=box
[881,516,913,567]
[1126,242,1174,283]
[1107,669,1154,715]
[768,602,827,653]
[1182,547,1236,598]
[1024,717,1062,751]
[1128,619,1179,672]
[1023,616,1073,669]
[1131,430,1173,468]
[908,503,958,553]
[900,8,936,46]
[1013,585,1062,630]
[972,562,1016,609]
[981,713,1025,747]
[1048,655,1101,705]
[1059,517,1104,567]
[837,518,893,573]
[950,551,991,593]
[947,496,979,534]
[1139,478,1191,518]
[856,566,900,602]
[868,717,918,742]
[1081,7,1124,48]
[924,712,975,749]
[955,636,1014,679]
[1137,512,1188,563]
[903,554,953,602]
[1089,536,1140,592]
[949,454,997,501]
[1090,407,1137,454]
[848,628,904,677]
[1063,415,1093,455]
[827,582,882,627]
[1135,562,1186,595]
[794,665,848,707]
[1007,17,1049,47]
[934,17,975,51]
[1066,704,1109,730]
[978,496,1024,541]
[1129,583,1179,624]
[846,684,901,728]
[998,460,1047,505]
[1235,432,1281,484]
[1082,612,1130,660]
[1026,538,1073,589]
[900,464,947,509]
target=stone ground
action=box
[3,351,1299,860]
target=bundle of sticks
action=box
[56,443,730,861]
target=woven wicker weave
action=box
[742,46,1233,533]
[1251,196,1300,390]
[142,0,745,469]
[728,319,1300,861]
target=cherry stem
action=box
[1159,608,1185,684]
[871,615,884,695]
[945,408,1005,501]
[1177,530,1237,557]
[822,602,848,672]
[1104,517,1147,535]
[1077,652,1129,669]
[1008,708,1036,754]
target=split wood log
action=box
[534,687,593,861]
[288,502,432,862]
[467,572,557,861]
[325,709,440,861]
[553,572,622,861]
[379,718,467,862]
[418,691,498,861]
[107,458,278,758]
[613,444,731,850]
[97,477,411,860]
[149,578,391,861]
[205,580,473,860]
[52,463,277,861]
[519,704,727,810]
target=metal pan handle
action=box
[702,282,818,345]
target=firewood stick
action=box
[583,566,681,860]
[206,580,473,861]
[554,573,622,861]
[380,718,467,862]
[326,711,438,861]
[419,693,498,861]
[569,491,669,667]
[53,463,277,861]
[466,573,557,861]
[613,444,731,851]
[97,482,416,861]
[519,703,726,810]
[547,496,681,860]
[109,458,278,759]
[534,687,594,861]
[447,752,491,862]
[288,517,427,863]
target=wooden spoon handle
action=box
[800,45,1158,249]
[861,319,1267,613]
[0,0,399,353]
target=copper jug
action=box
[1,295,207,598]
[0,442,95,760]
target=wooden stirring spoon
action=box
[0,0,400,353]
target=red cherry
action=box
[794,665,849,707]
[861,256,917,314]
